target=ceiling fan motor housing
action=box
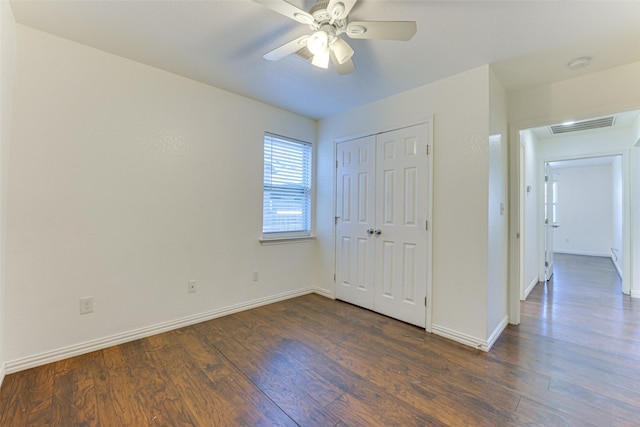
[309,1,348,33]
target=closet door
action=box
[335,123,429,328]
[335,135,376,310]
[374,124,429,327]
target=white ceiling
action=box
[10,0,640,119]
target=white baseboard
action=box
[0,363,5,390]
[431,325,483,352]
[432,324,485,351]
[486,315,509,351]
[631,289,640,299]
[312,286,334,299]
[523,277,539,300]
[5,287,316,374]
[612,258,623,279]
[432,315,508,352]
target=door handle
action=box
[374,228,382,236]
[366,228,375,236]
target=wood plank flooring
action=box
[1,253,639,426]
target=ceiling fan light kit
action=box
[307,30,329,55]
[311,46,331,69]
[255,0,417,75]
[331,37,354,65]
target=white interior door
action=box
[373,126,428,327]
[335,123,429,328]
[544,163,555,281]
[335,135,376,310]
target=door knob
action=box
[374,228,382,236]
[366,228,374,236]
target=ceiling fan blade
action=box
[330,50,355,75]
[327,0,358,20]
[346,21,417,41]
[253,0,314,24]
[264,35,309,61]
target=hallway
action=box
[493,253,640,425]
[522,253,630,342]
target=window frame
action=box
[261,133,313,242]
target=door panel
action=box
[374,125,428,327]
[335,136,376,309]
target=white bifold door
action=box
[335,123,430,328]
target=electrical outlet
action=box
[80,297,94,315]
[188,280,197,293]
[252,271,259,282]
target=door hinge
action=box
[335,216,340,225]
[545,261,549,267]
[544,175,548,182]
[425,220,429,231]
[333,273,336,282]
[426,145,430,155]
[424,297,427,307]
[545,218,549,225]
[336,160,339,168]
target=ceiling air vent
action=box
[550,116,615,134]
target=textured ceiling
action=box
[10,0,640,119]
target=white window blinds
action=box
[263,134,312,237]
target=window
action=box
[262,133,312,239]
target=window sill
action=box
[259,236,315,246]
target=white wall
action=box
[510,62,640,128]
[537,128,633,160]
[0,0,18,383]
[5,25,317,370]
[487,69,508,340]
[552,164,614,257]
[318,65,500,348]
[520,129,539,298]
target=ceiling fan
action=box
[254,0,417,75]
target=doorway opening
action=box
[543,156,624,285]
[516,110,639,317]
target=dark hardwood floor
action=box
[1,253,639,426]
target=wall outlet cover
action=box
[188,280,197,293]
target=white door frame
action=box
[333,120,434,332]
